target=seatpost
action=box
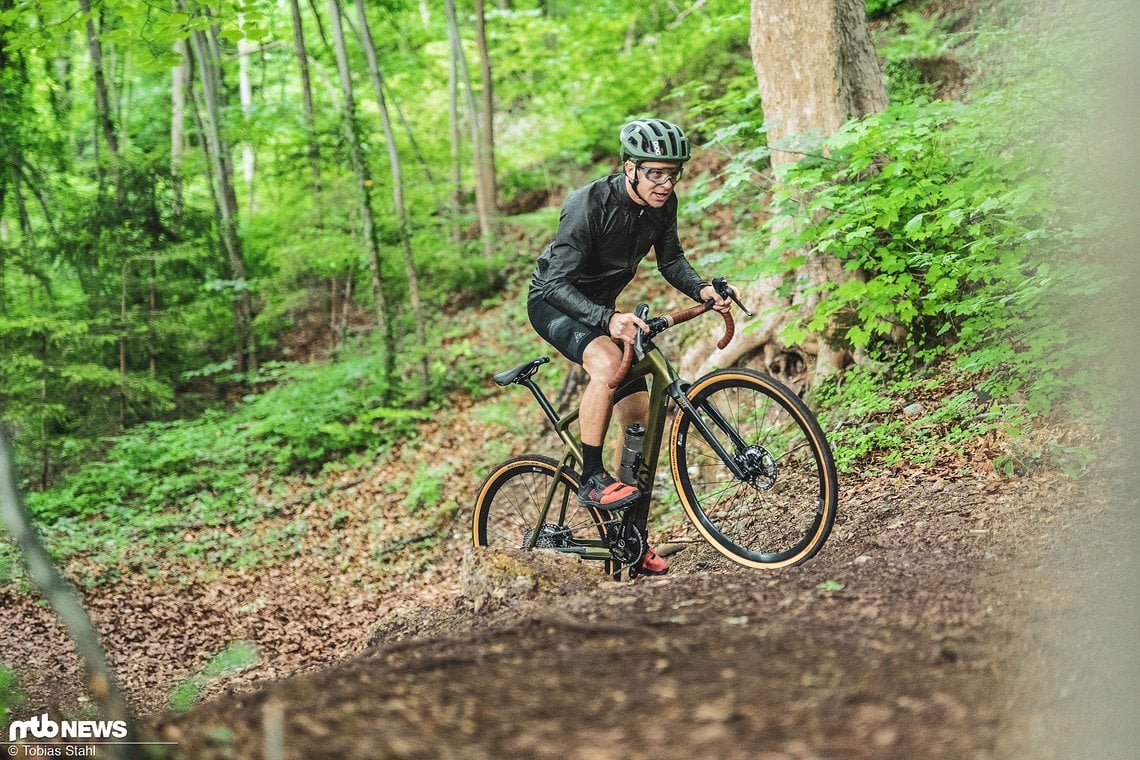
[520,378,561,429]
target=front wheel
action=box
[669,369,838,569]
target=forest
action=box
[0,0,1137,756]
[0,0,1117,497]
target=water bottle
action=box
[618,423,646,485]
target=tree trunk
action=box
[446,0,463,243]
[750,0,886,168]
[78,0,126,207]
[119,258,128,429]
[354,0,430,397]
[113,47,132,153]
[445,0,493,258]
[0,432,147,760]
[38,331,48,491]
[473,0,498,204]
[238,36,257,214]
[692,0,887,387]
[171,40,187,229]
[327,0,395,384]
[289,0,322,192]
[148,257,157,377]
[186,18,258,374]
[0,188,6,314]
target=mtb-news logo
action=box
[7,712,128,742]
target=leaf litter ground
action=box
[2,382,1133,758]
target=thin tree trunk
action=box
[148,257,157,377]
[446,0,462,243]
[0,432,147,760]
[171,40,187,229]
[38,331,47,490]
[115,47,132,152]
[119,259,128,429]
[186,48,243,374]
[78,0,125,206]
[186,17,258,373]
[354,0,430,396]
[473,0,498,203]
[238,35,257,214]
[329,275,338,341]
[92,104,103,199]
[211,28,244,242]
[289,0,322,192]
[0,185,6,315]
[327,0,395,384]
[340,271,353,340]
[445,0,493,257]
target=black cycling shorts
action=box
[527,294,648,402]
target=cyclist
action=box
[527,118,736,576]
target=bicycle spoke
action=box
[670,370,837,569]
[474,456,607,555]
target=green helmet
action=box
[619,119,691,163]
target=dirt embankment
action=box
[141,460,1132,760]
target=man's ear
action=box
[623,160,636,179]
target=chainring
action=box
[604,520,645,568]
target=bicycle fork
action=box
[668,381,751,482]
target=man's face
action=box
[626,161,683,207]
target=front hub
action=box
[735,445,777,490]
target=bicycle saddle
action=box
[493,356,549,386]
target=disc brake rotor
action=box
[736,444,777,490]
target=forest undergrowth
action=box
[1,1,1136,754]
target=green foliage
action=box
[0,663,26,725]
[866,0,909,20]
[402,461,453,513]
[747,89,1109,422]
[168,641,259,713]
[812,363,1016,473]
[0,0,757,489]
[29,344,428,523]
[875,11,962,103]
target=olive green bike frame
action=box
[519,343,745,558]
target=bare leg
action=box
[579,336,623,448]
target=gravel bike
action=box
[471,278,838,576]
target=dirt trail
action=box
[143,463,1126,759]
[2,411,1132,759]
[2,305,1132,758]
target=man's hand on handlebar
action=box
[608,311,650,344]
[699,282,740,315]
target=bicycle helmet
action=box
[619,119,691,163]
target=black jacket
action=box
[529,173,707,332]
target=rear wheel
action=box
[472,455,613,571]
[669,369,838,569]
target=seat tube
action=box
[525,449,576,550]
[635,352,672,497]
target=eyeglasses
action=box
[638,164,684,186]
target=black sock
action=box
[582,443,604,480]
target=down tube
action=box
[633,353,673,499]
